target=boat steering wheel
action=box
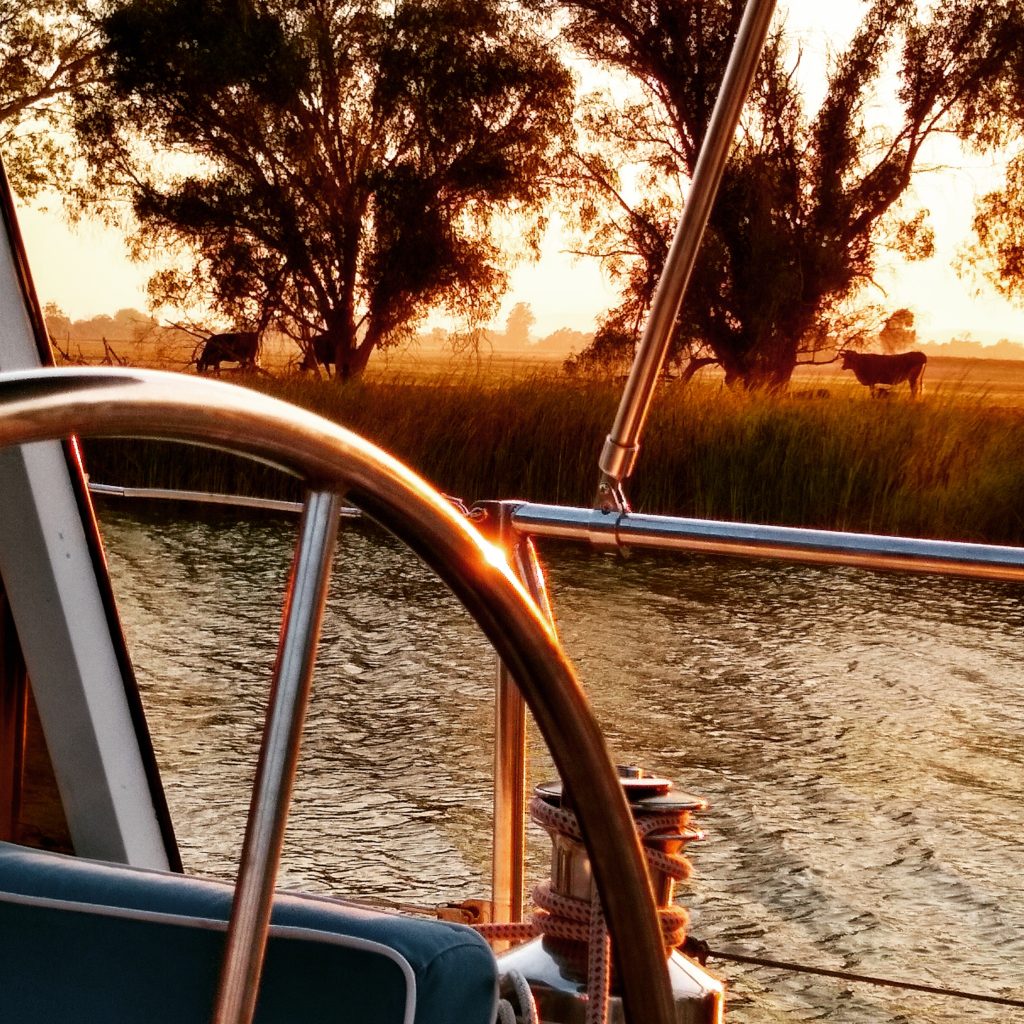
[0,367,675,1024]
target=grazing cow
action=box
[299,332,335,376]
[197,331,259,374]
[840,350,926,398]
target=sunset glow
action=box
[13,0,1024,345]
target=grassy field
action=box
[62,328,1024,404]
[72,341,1024,546]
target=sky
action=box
[13,0,1024,345]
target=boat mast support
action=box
[597,0,778,508]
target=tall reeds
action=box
[82,371,1024,544]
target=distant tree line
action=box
[7,0,1024,386]
[41,298,596,366]
[42,303,164,343]
[919,338,1024,361]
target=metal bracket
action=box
[435,898,493,926]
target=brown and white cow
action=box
[840,350,926,398]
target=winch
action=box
[496,767,724,1024]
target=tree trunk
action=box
[678,356,720,385]
[337,335,375,381]
[335,316,391,382]
[324,300,375,382]
[715,330,801,392]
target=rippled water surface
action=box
[97,503,1024,1024]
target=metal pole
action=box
[87,481,362,519]
[212,488,341,1024]
[598,0,779,508]
[493,662,527,924]
[487,501,560,924]
[510,502,1024,583]
[490,502,529,925]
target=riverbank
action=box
[80,367,1024,545]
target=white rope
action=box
[527,796,693,948]
[496,967,540,1024]
[478,794,699,1024]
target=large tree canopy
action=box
[79,0,573,378]
[0,0,101,198]
[536,0,1023,388]
[965,21,1024,304]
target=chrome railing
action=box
[512,503,1024,583]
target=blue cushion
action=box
[0,841,497,1024]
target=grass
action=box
[80,361,1024,546]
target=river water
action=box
[96,502,1023,1024]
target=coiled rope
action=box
[476,794,697,1024]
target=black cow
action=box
[841,350,926,398]
[299,332,335,376]
[197,331,259,374]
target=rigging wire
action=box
[685,939,1024,1009]
[321,888,1023,1010]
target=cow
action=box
[299,332,335,376]
[840,350,926,398]
[197,331,259,374]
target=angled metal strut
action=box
[596,0,779,511]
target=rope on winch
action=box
[495,968,540,1024]
[475,794,696,1024]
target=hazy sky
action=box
[14,0,1024,344]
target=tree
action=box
[534,0,1021,388]
[0,1,102,198]
[536,325,590,354]
[504,302,535,348]
[563,321,634,377]
[878,308,916,354]
[956,15,1024,302]
[78,0,573,379]
[43,301,72,340]
[969,154,1024,302]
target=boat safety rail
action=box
[505,501,1024,583]
[53,450,1024,1016]
[0,367,680,1024]
[470,499,1024,1016]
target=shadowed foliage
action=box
[77,0,573,379]
[0,0,100,198]
[534,0,1023,388]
